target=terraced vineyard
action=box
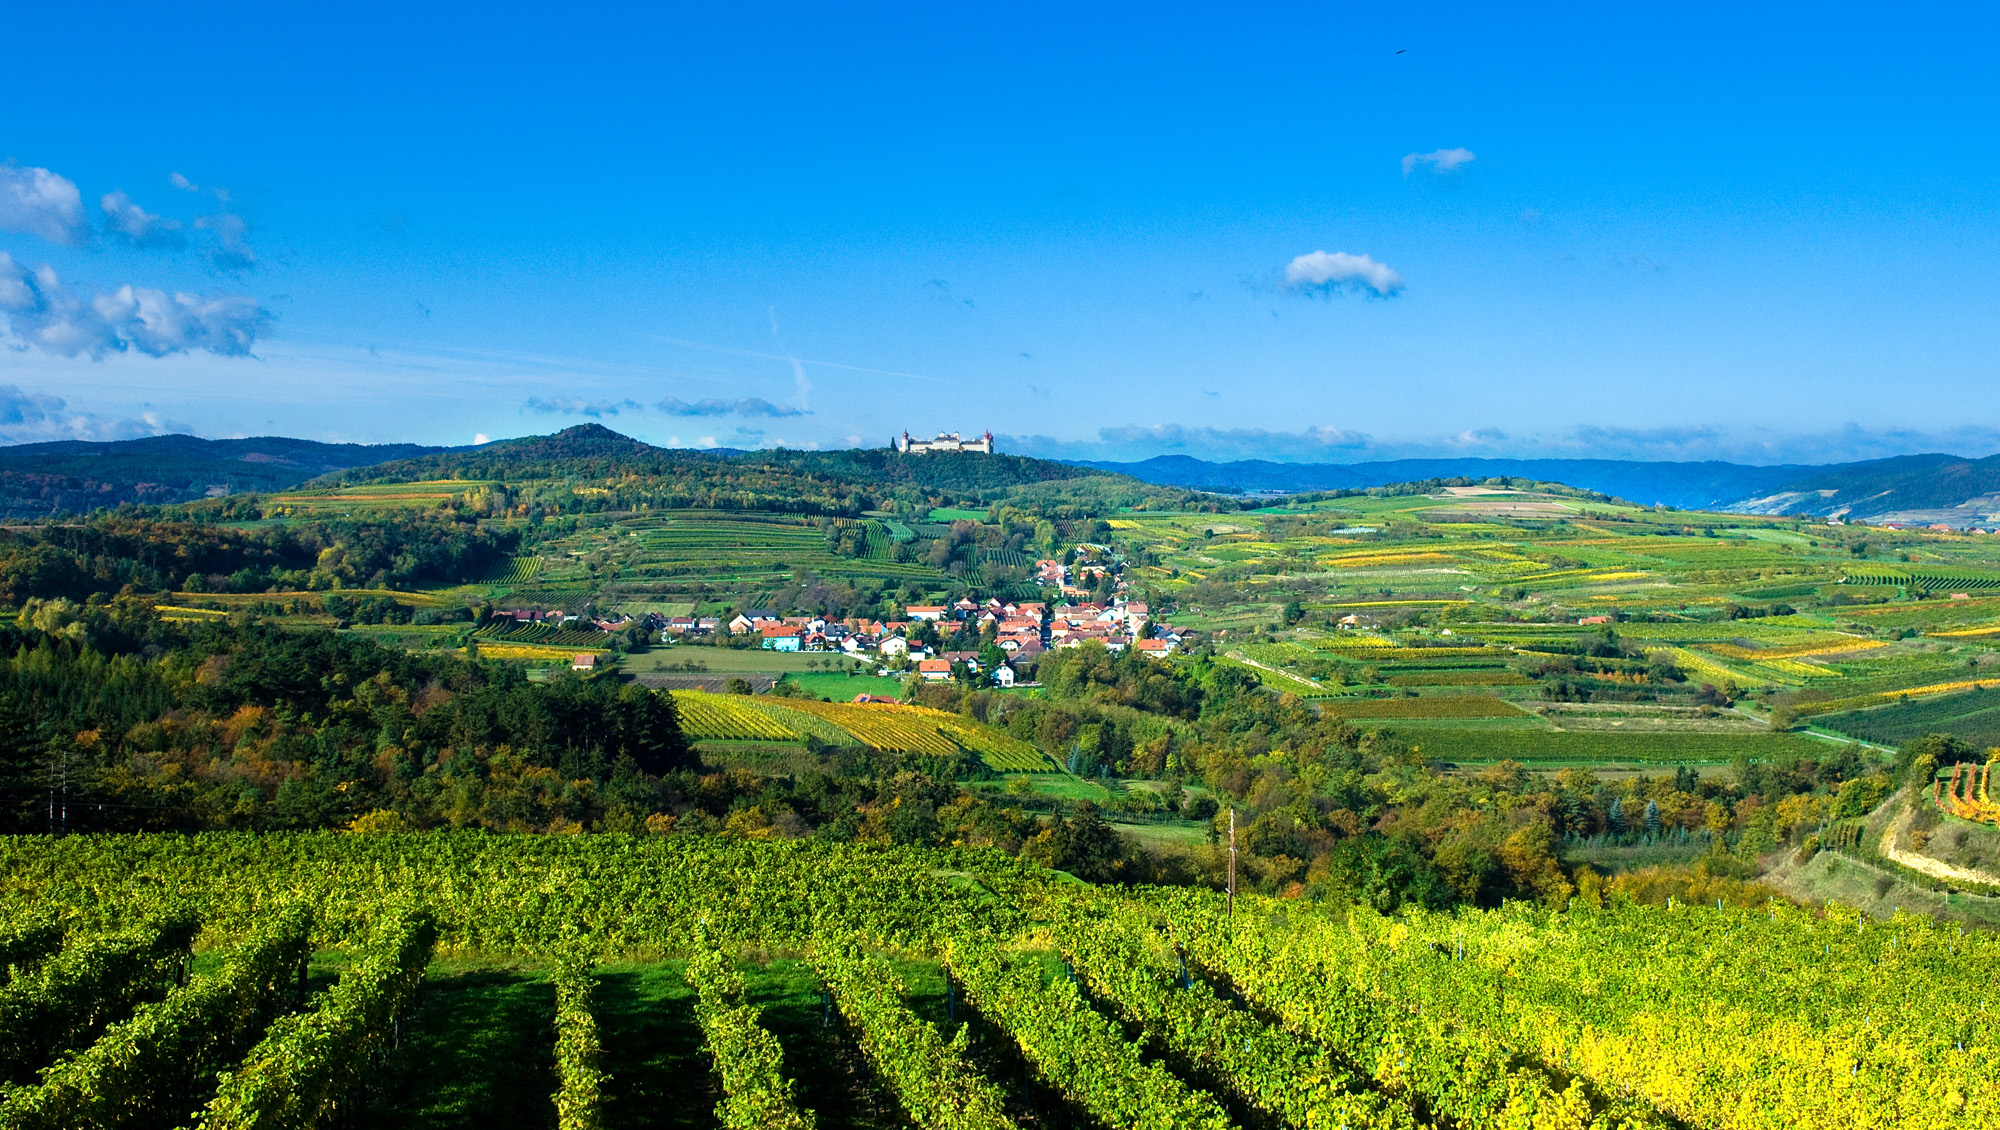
[671,692,1057,772]
[0,834,1988,1130]
[479,555,545,584]
[474,621,609,648]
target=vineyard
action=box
[1393,728,1827,764]
[479,555,546,585]
[475,621,610,648]
[1319,696,1528,720]
[0,833,1990,1130]
[1844,568,2000,591]
[671,692,1057,773]
[1935,761,1999,823]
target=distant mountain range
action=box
[8,431,2000,527]
[1065,455,1823,510]
[1070,452,2000,526]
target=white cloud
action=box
[0,383,190,444]
[1005,423,1376,462]
[101,190,186,248]
[473,433,490,444]
[1283,250,1405,297]
[0,163,88,245]
[1402,147,1476,176]
[168,172,198,192]
[523,396,639,417]
[657,396,807,417]
[0,253,270,359]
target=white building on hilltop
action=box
[893,430,994,454]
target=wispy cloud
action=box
[100,191,186,249]
[0,253,270,358]
[1004,423,1374,462]
[657,396,807,417]
[639,333,946,382]
[523,396,640,417]
[1283,250,1405,297]
[196,211,256,271]
[0,163,88,246]
[1402,147,1476,176]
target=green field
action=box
[777,672,909,700]
[622,647,873,674]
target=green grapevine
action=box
[193,908,436,1130]
[0,906,312,1130]
[550,956,606,1130]
[812,936,1012,1130]
[1049,900,1416,1130]
[0,913,199,1086]
[686,948,816,1130]
[943,934,1234,1130]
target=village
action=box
[652,545,1188,686]
[493,541,1189,686]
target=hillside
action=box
[295,424,1196,517]
[1724,452,2000,526]
[1073,454,1826,509]
[0,433,447,518]
[317,424,1117,491]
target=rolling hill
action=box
[0,434,449,518]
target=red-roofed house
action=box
[918,658,953,681]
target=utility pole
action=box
[1227,807,1237,916]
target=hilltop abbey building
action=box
[891,430,995,454]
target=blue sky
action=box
[3,1,1998,464]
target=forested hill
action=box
[313,424,1104,489]
[1724,453,2000,520]
[0,434,447,518]
[302,424,1217,517]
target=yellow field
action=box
[156,605,229,621]
[1708,638,1885,660]
[1325,552,1457,568]
[476,643,605,660]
